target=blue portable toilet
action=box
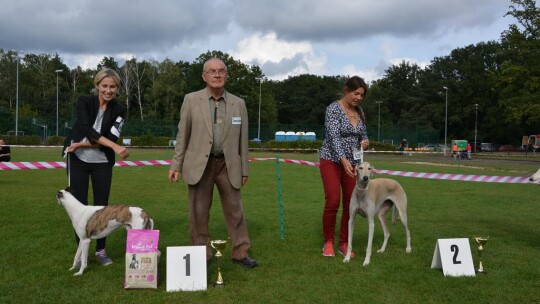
[285,131,297,141]
[305,132,316,141]
[275,131,286,141]
[296,132,306,141]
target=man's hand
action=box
[169,170,180,183]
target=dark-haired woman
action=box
[319,76,369,257]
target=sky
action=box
[0,0,516,82]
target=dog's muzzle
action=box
[57,191,64,200]
[363,176,369,181]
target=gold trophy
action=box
[209,239,228,286]
[474,236,489,274]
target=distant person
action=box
[62,68,129,267]
[319,76,369,257]
[168,58,257,268]
[452,143,458,158]
[466,143,472,159]
[399,139,407,154]
[0,139,11,162]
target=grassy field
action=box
[1,147,539,304]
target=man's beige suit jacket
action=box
[170,88,249,189]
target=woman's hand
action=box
[64,142,82,153]
[113,144,129,159]
[340,157,355,177]
[360,139,369,150]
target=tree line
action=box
[0,0,538,146]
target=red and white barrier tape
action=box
[270,158,532,184]
[0,158,534,184]
[0,161,66,170]
[373,169,531,184]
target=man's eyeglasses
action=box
[205,69,227,76]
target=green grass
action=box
[1,148,539,304]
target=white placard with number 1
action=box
[167,246,207,291]
[431,238,476,277]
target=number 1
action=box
[183,253,191,276]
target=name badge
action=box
[232,117,241,125]
[353,147,363,161]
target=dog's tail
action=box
[140,210,154,230]
[391,205,400,224]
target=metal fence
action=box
[3,118,439,147]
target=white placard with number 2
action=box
[431,238,476,277]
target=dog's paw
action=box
[376,248,385,253]
[73,271,83,276]
[343,257,351,263]
[362,259,370,266]
[406,247,412,253]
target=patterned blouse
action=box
[319,101,368,164]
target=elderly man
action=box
[168,58,257,268]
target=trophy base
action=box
[214,282,225,287]
[476,261,485,274]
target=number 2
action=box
[183,253,191,276]
[451,244,462,264]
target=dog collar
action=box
[356,184,368,191]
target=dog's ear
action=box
[64,186,72,193]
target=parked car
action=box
[422,145,437,152]
[437,144,449,152]
[481,143,496,152]
[499,145,519,152]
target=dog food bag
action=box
[125,229,160,289]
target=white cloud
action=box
[232,32,311,63]
[63,54,104,70]
[0,0,512,81]
[63,53,137,70]
[342,65,380,84]
[231,32,327,79]
[388,57,430,69]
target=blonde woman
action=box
[63,68,128,266]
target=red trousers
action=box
[319,159,356,245]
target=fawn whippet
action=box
[343,161,411,266]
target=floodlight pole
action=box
[443,86,448,155]
[257,77,262,141]
[474,104,479,153]
[376,101,383,141]
[55,69,63,136]
[16,54,20,136]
